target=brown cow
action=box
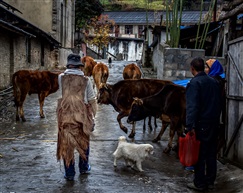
[92,62,109,94]
[12,70,60,122]
[127,84,186,153]
[123,63,154,132]
[81,56,97,77]
[152,114,171,143]
[123,63,142,80]
[97,79,174,138]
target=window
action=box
[138,25,144,37]
[125,25,133,34]
[109,25,114,33]
[41,41,44,66]
[26,37,31,63]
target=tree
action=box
[164,0,183,48]
[195,0,217,49]
[85,15,115,58]
[75,0,104,28]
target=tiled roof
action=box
[104,11,208,26]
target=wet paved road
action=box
[0,60,243,193]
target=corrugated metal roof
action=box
[104,11,208,26]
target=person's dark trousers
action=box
[79,147,90,172]
[205,139,217,186]
[64,147,90,177]
[194,125,218,188]
[64,160,75,178]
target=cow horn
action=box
[104,84,108,89]
[133,97,143,105]
[133,97,138,101]
[100,83,106,89]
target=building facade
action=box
[0,0,76,89]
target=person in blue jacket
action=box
[205,59,226,153]
[205,59,225,79]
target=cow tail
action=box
[12,74,20,107]
[133,71,138,80]
[101,71,108,83]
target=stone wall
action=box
[0,29,57,89]
[153,43,225,81]
[0,30,11,89]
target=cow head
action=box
[97,83,112,104]
[127,97,147,123]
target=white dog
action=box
[113,136,154,172]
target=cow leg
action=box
[128,122,136,138]
[19,104,26,122]
[117,112,128,133]
[163,128,175,154]
[143,118,146,133]
[148,116,153,132]
[152,121,169,143]
[154,116,157,128]
[14,90,27,122]
[163,120,178,154]
[38,93,46,118]
[172,124,184,152]
[15,105,20,121]
[19,93,27,122]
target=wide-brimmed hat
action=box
[66,53,84,67]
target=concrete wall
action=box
[5,0,53,33]
[5,0,75,49]
[59,49,74,67]
[53,0,75,48]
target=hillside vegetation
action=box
[101,0,166,11]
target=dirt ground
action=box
[0,60,243,193]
